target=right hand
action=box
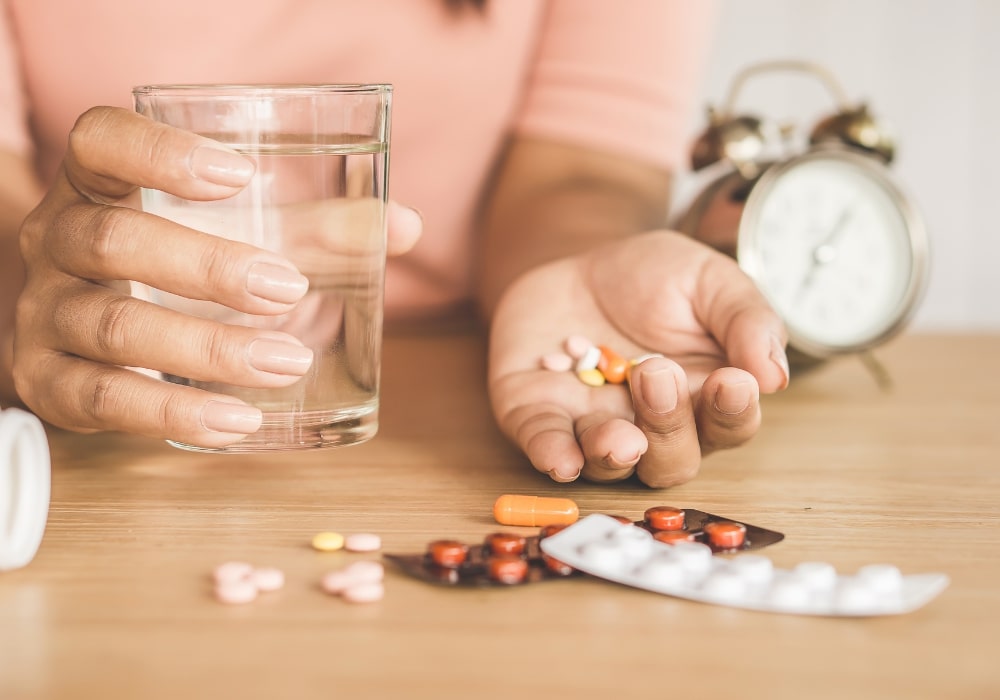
[13,106,421,447]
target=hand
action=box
[488,230,789,488]
[13,106,421,446]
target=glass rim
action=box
[132,83,392,97]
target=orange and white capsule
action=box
[597,346,629,384]
[493,494,579,527]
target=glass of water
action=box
[133,84,392,452]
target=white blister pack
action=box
[539,514,949,617]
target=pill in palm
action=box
[564,334,594,359]
[540,352,574,372]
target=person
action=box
[0,0,788,488]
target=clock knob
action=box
[690,110,766,175]
[809,104,895,164]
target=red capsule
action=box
[644,506,686,531]
[484,532,527,557]
[487,555,530,584]
[704,521,747,549]
[427,540,470,568]
[653,529,696,545]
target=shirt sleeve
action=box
[0,5,31,156]
[513,0,717,172]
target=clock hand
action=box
[795,206,854,298]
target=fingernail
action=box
[246,262,309,303]
[201,401,262,434]
[715,381,757,415]
[770,334,790,389]
[548,467,579,483]
[247,338,314,375]
[640,367,678,414]
[189,145,256,186]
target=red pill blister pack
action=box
[386,505,785,588]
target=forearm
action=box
[0,149,45,404]
[474,137,674,319]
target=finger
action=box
[43,286,312,387]
[695,254,790,393]
[695,367,762,454]
[65,106,255,202]
[17,352,262,448]
[40,195,308,314]
[628,356,703,488]
[576,412,647,484]
[499,402,584,483]
[386,200,422,256]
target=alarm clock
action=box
[677,60,929,363]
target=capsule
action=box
[487,555,530,584]
[704,520,747,549]
[644,506,686,531]
[597,346,629,384]
[542,553,575,577]
[493,494,579,527]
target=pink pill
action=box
[540,352,574,372]
[213,561,253,585]
[321,570,354,595]
[344,533,382,553]
[214,579,258,605]
[564,334,595,360]
[342,582,385,604]
[345,560,385,583]
[251,567,286,592]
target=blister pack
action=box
[539,514,950,617]
[386,505,785,588]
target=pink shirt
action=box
[0,0,715,318]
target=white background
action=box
[675,0,999,332]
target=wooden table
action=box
[1,328,998,700]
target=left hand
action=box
[488,230,789,488]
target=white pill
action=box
[792,561,838,591]
[578,539,628,571]
[855,564,903,595]
[766,574,813,610]
[574,345,601,372]
[251,567,285,592]
[728,555,775,585]
[633,553,686,588]
[344,560,385,584]
[607,525,654,561]
[321,570,354,595]
[701,569,749,602]
[342,581,385,604]
[835,579,881,613]
[344,533,382,553]
[668,542,714,576]
[213,561,254,585]
[214,579,258,605]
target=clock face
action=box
[737,148,927,356]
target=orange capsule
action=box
[653,530,696,545]
[484,532,527,557]
[487,555,530,584]
[644,506,686,531]
[704,521,747,549]
[493,494,579,527]
[597,346,629,384]
[427,539,470,568]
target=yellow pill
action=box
[311,531,345,552]
[577,368,606,387]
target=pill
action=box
[213,561,254,585]
[653,530,696,545]
[493,494,579,527]
[251,567,285,592]
[607,525,654,560]
[344,533,382,553]
[484,532,527,557]
[487,555,530,584]
[538,524,569,540]
[311,531,345,552]
[577,368,606,387]
[703,521,747,549]
[320,560,385,595]
[793,561,838,591]
[540,352,574,372]
[855,564,903,595]
[428,539,469,568]
[644,506,686,531]
[597,346,629,384]
[578,539,629,571]
[728,554,775,585]
[542,553,574,577]
[564,334,595,360]
[607,515,634,525]
[575,345,601,372]
[834,579,879,613]
[214,578,258,605]
[701,569,749,602]
[342,582,385,604]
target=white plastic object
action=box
[539,514,950,618]
[0,408,51,571]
